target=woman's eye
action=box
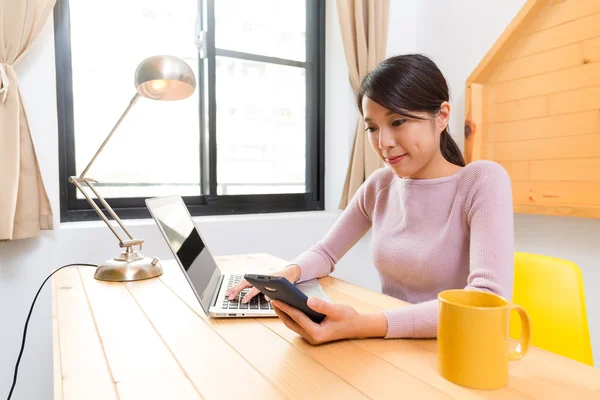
[392,119,406,127]
[365,126,377,133]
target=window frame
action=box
[55,0,325,222]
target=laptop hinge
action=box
[211,274,224,308]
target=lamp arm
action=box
[80,93,140,179]
[69,177,144,247]
[69,91,144,248]
[69,178,126,243]
[84,180,137,241]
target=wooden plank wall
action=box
[481,0,600,218]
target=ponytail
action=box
[440,128,465,167]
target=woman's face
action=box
[362,96,450,178]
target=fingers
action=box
[241,287,261,304]
[226,280,268,303]
[306,297,334,315]
[273,304,312,341]
[272,300,318,337]
[226,280,251,300]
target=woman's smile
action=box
[385,153,407,165]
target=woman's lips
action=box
[386,153,407,165]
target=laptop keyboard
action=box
[222,274,273,311]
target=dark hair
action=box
[357,54,465,167]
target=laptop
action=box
[146,195,276,318]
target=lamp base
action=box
[94,249,163,282]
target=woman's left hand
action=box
[271,298,358,344]
[271,297,387,345]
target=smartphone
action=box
[244,274,326,323]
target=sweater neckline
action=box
[395,166,466,186]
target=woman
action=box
[227,54,514,344]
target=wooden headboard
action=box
[465,0,600,219]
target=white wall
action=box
[415,0,600,365]
[0,2,419,398]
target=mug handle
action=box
[509,304,531,361]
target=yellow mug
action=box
[437,289,531,389]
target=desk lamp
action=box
[69,55,196,282]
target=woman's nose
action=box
[378,128,396,149]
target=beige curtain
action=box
[337,0,390,209]
[0,0,55,240]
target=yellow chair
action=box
[511,252,594,366]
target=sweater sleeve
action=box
[291,169,389,283]
[382,162,515,338]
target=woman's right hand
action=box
[225,264,302,304]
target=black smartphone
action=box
[244,274,326,323]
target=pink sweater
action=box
[292,160,515,338]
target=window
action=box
[55,0,324,221]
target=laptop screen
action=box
[147,196,222,313]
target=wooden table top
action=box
[52,253,600,399]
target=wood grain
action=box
[489,35,600,85]
[158,259,370,400]
[317,266,600,399]
[467,0,600,218]
[261,318,451,399]
[529,158,600,181]
[79,268,202,400]
[549,84,600,115]
[464,83,484,163]
[250,258,527,400]
[497,161,530,181]
[485,110,600,143]
[53,255,600,399]
[505,13,600,60]
[484,62,600,104]
[482,95,548,124]
[414,340,600,399]
[53,268,117,400]
[582,36,600,64]
[124,277,284,400]
[514,203,600,218]
[487,42,582,85]
[483,83,600,125]
[319,282,542,399]
[274,256,600,398]
[512,181,600,206]
[482,134,600,161]
[525,0,600,34]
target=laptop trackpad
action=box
[295,279,330,302]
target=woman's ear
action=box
[438,101,451,132]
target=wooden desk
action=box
[52,253,600,399]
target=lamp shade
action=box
[134,55,196,101]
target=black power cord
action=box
[6,263,98,400]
